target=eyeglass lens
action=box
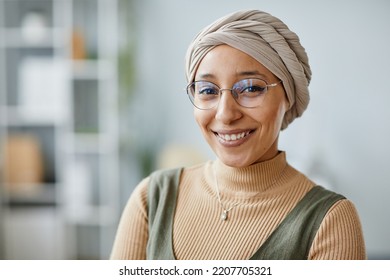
[187,78,270,109]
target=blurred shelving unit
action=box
[0,0,120,259]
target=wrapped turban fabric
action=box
[185,10,312,130]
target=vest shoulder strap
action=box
[250,185,345,260]
[146,167,182,260]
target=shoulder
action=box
[181,161,209,177]
[149,167,184,184]
[325,198,364,227]
[316,193,362,228]
[148,167,186,191]
[134,162,208,198]
[148,162,209,192]
[309,198,366,259]
[124,176,150,216]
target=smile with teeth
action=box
[216,131,252,141]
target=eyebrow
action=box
[195,73,215,80]
[237,70,268,79]
[195,70,268,80]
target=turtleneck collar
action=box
[205,151,289,198]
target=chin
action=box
[217,154,255,168]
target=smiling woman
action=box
[110,10,366,260]
[192,45,288,167]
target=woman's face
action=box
[193,45,289,167]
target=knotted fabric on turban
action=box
[185,10,312,130]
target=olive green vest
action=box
[146,168,345,260]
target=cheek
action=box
[260,97,288,131]
[194,109,212,133]
[273,102,288,129]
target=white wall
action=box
[129,0,390,259]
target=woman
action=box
[111,10,366,260]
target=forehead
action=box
[195,45,276,81]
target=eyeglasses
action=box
[186,78,281,110]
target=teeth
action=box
[218,131,250,141]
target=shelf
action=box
[0,106,64,126]
[72,59,114,80]
[2,183,57,207]
[0,28,65,49]
[0,0,120,260]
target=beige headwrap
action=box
[185,10,312,130]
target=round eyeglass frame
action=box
[186,78,282,110]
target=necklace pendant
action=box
[220,210,228,221]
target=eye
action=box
[198,87,219,95]
[235,79,267,97]
[195,82,219,96]
[242,85,266,93]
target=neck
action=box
[209,151,288,198]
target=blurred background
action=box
[0,0,389,260]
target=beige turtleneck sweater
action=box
[110,152,366,260]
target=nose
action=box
[215,89,243,124]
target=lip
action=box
[212,129,256,147]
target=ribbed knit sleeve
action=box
[308,199,366,259]
[110,177,149,260]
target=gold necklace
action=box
[213,161,287,221]
[214,164,243,221]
